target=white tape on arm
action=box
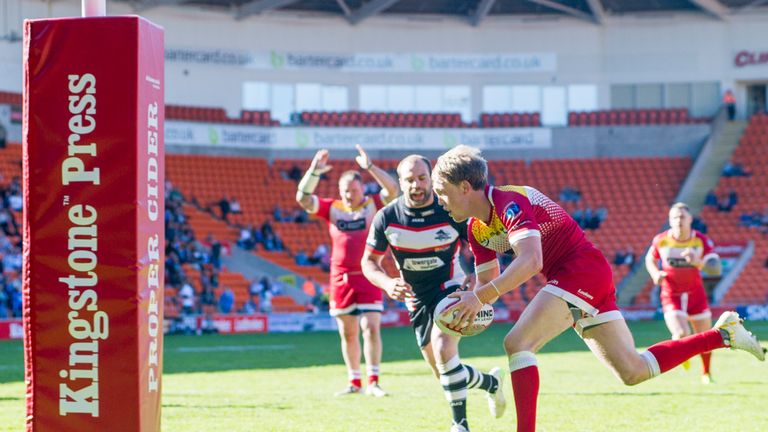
[297,170,320,196]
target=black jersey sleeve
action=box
[365,208,389,254]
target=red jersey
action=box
[649,229,715,295]
[314,195,384,273]
[468,185,589,278]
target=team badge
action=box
[504,202,521,220]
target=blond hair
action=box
[433,145,488,190]
[338,170,362,185]
[670,202,691,214]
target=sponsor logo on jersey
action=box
[336,218,367,232]
[504,202,521,220]
[577,289,594,300]
[403,256,445,271]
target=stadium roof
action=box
[118,0,768,25]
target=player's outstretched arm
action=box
[296,149,332,213]
[354,144,399,204]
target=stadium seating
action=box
[298,111,467,128]
[568,108,709,127]
[699,114,768,304]
[479,112,541,128]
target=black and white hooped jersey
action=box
[365,195,467,296]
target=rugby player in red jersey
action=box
[646,202,721,383]
[296,145,398,397]
[431,145,765,432]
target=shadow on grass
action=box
[1,321,766,384]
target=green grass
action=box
[1,321,767,431]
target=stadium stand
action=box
[567,108,709,127]
[699,113,768,304]
[166,150,691,310]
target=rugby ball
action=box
[434,295,494,337]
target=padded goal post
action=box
[23,16,165,431]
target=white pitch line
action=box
[173,344,294,353]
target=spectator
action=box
[249,276,264,297]
[623,246,636,267]
[261,220,274,238]
[238,226,255,250]
[559,186,581,203]
[294,249,310,266]
[310,243,329,266]
[722,162,750,178]
[273,205,284,222]
[288,165,302,182]
[179,280,196,315]
[718,190,738,212]
[614,249,626,266]
[691,216,708,234]
[260,288,273,313]
[218,196,231,222]
[704,190,718,208]
[219,287,235,314]
[241,295,258,314]
[230,197,242,214]
[293,209,309,223]
[723,89,736,120]
[572,206,584,228]
[0,122,6,148]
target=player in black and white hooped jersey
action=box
[361,155,505,432]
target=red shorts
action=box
[541,245,622,336]
[661,287,711,320]
[329,270,383,317]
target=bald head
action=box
[397,155,431,178]
[397,155,433,208]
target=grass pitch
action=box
[1,320,767,431]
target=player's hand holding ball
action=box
[434,290,494,337]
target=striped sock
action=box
[367,364,380,385]
[438,355,469,430]
[464,364,499,393]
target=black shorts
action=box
[409,285,460,348]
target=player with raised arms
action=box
[431,145,765,432]
[361,155,505,432]
[296,145,399,397]
[646,202,722,383]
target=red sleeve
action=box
[650,235,661,260]
[698,232,715,257]
[314,197,334,222]
[468,220,499,274]
[372,194,384,210]
[495,190,539,245]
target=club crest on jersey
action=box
[434,229,451,241]
[504,202,521,220]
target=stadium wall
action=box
[2,2,768,116]
[161,122,710,160]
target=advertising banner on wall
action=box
[166,48,557,74]
[165,121,552,150]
